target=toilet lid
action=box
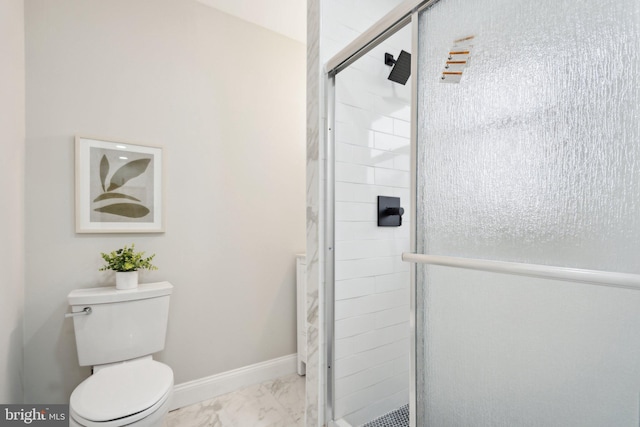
[70,359,173,422]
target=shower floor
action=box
[362,404,409,427]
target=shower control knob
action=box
[378,196,404,227]
[385,207,405,216]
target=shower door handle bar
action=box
[401,253,640,290]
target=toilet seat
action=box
[70,386,171,427]
[70,359,173,426]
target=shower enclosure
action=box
[324,0,640,426]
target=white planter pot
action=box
[116,271,139,290]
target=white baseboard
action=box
[170,353,299,411]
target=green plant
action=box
[99,244,158,272]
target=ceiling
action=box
[196,0,307,44]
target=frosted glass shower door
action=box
[415,0,640,425]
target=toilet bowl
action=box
[69,358,173,427]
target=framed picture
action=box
[75,136,164,233]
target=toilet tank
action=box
[68,281,173,367]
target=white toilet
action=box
[67,281,174,427]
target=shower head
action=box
[385,50,411,85]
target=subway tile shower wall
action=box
[333,24,412,427]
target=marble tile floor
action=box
[163,373,305,427]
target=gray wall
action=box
[0,0,25,404]
[24,0,306,404]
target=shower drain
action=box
[362,404,409,427]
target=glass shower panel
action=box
[333,25,412,427]
[416,0,640,425]
[418,265,640,426]
[416,0,640,273]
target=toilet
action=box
[67,281,174,426]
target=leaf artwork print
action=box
[95,203,150,218]
[99,155,109,192]
[91,151,153,220]
[106,159,151,191]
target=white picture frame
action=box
[75,136,164,233]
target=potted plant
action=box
[99,243,158,290]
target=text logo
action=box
[0,405,68,426]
